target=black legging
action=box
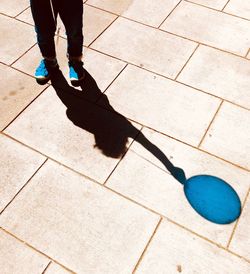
[30,0,83,58]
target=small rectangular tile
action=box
[0,14,36,65]
[224,0,250,20]
[88,0,180,27]
[106,128,250,245]
[135,220,250,273]
[186,0,228,10]
[0,160,159,274]
[229,194,250,261]
[45,262,72,274]
[91,17,197,79]
[4,86,140,183]
[12,38,126,91]
[101,65,221,146]
[0,134,45,212]
[178,45,250,109]
[0,0,29,17]
[0,63,46,130]
[201,102,250,170]
[0,230,49,274]
[160,1,250,56]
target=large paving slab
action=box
[185,0,228,10]
[229,193,250,261]
[178,45,250,109]
[101,65,221,146]
[12,37,126,91]
[0,0,29,17]
[224,0,250,20]
[160,1,250,56]
[0,134,45,212]
[4,85,140,183]
[91,17,197,79]
[0,14,36,65]
[88,0,180,27]
[201,102,250,170]
[0,160,159,274]
[0,63,47,130]
[135,220,250,273]
[0,229,49,274]
[106,128,250,246]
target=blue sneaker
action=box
[35,59,58,85]
[69,60,85,86]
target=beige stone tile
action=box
[0,230,49,274]
[16,7,34,25]
[230,194,250,260]
[101,65,221,146]
[4,86,140,183]
[201,102,250,170]
[0,14,36,65]
[0,63,46,130]
[0,134,45,212]
[13,38,125,91]
[224,0,250,20]
[106,128,250,245]
[89,0,180,27]
[186,0,228,10]
[135,220,250,273]
[178,45,250,109]
[91,17,197,79]
[45,262,72,274]
[160,1,250,56]
[0,160,159,274]
[0,0,29,17]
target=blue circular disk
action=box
[184,175,241,224]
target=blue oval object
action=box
[184,175,241,224]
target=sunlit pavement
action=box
[0,1,250,273]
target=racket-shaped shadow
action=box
[51,69,241,224]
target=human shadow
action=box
[50,69,186,184]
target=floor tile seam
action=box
[0,148,248,263]
[198,100,224,148]
[245,48,250,58]
[41,261,52,274]
[184,0,250,23]
[132,218,163,273]
[2,83,50,132]
[0,158,48,216]
[0,227,76,274]
[222,0,234,11]
[157,0,183,29]
[227,186,250,249]
[86,14,119,48]
[88,48,250,111]
[174,43,200,81]
[10,42,38,67]
[14,5,31,19]
[84,2,120,17]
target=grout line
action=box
[222,0,231,11]
[85,2,119,17]
[198,100,224,148]
[87,15,119,48]
[226,186,250,249]
[41,261,52,274]
[158,0,182,29]
[10,42,37,67]
[14,5,31,18]
[0,158,48,215]
[132,218,163,273]
[0,228,76,273]
[175,43,200,80]
[245,48,250,58]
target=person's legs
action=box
[30,0,59,84]
[59,0,85,85]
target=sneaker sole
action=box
[36,76,50,85]
[70,77,84,87]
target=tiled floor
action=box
[0,0,249,273]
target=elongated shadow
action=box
[50,69,186,184]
